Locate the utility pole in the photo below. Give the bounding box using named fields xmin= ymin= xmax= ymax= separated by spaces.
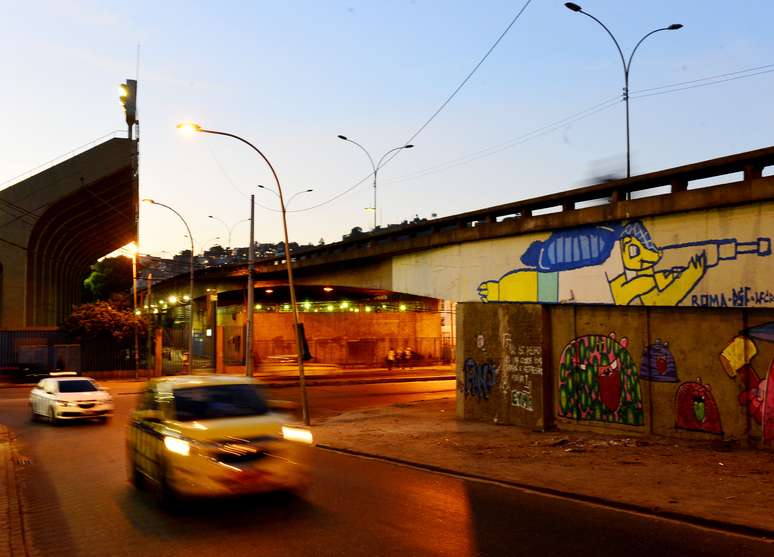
xmin=146 ymin=273 xmax=153 ymax=377
xmin=246 ymin=195 xmax=255 ymax=376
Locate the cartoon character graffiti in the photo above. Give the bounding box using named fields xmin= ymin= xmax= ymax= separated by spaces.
xmin=640 ymin=339 xmax=678 ymax=382
xmin=675 ymin=379 xmax=722 ymax=434
xmin=477 ymin=220 xmax=770 ymax=306
xmin=558 ymin=333 xmax=643 ymax=426
xmin=720 ymin=323 xmax=774 ymax=444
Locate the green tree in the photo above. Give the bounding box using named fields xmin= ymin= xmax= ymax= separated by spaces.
xmin=83 ymin=256 xmax=133 ymax=301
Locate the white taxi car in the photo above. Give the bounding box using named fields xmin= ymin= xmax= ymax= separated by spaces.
xmin=30 ymin=375 xmax=114 ymax=424
xmin=126 ymin=376 xmax=312 ymax=502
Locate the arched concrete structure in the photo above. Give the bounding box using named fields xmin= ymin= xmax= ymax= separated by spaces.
xmin=0 ymin=137 xmax=137 ymax=327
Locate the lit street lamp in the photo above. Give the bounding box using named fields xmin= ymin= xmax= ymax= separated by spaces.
xmin=564 ymin=2 xmax=682 ymax=178
xmin=142 ymin=198 xmax=195 ymax=373
xmin=177 ymin=122 xmax=311 ymax=425
xmin=337 ymin=135 xmax=414 ymax=229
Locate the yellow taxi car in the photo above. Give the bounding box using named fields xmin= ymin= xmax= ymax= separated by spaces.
xmin=126 ymin=376 xmax=312 ymax=502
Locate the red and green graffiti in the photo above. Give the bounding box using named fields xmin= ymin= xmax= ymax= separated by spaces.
xmin=558 ymin=333 xmax=643 ymax=426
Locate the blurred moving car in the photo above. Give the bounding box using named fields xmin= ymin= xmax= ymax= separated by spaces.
xmin=29 ymin=376 xmax=113 ymax=424
xmin=126 ymin=376 xmax=312 ymax=502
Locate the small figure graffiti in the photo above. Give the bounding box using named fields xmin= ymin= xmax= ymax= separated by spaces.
xmin=720 ymin=324 xmax=774 ymax=444
xmin=558 ymin=333 xmax=643 ymax=426
xmin=463 ymin=357 xmax=498 ymax=400
xmin=477 ymin=220 xmax=770 ymax=306
xmin=675 ymin=379 xmax=722 ymax=434
xmin=640 ymin=339 xmax=678 ymax=382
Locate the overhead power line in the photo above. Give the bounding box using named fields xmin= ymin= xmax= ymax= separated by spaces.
xmin=287 ymin=0 xmax=534 ymax=214
xmin=379 ymin=61 xmax=774 ymax=186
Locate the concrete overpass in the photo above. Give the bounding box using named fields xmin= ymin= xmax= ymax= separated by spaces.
xmin=155 ymin=144 xmax=774 ymax=310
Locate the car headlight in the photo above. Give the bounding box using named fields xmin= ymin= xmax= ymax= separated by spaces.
xmin=164 ymin=436 xmax=191 ymax=456
xmin=55 ymin=400 xmax=75 ymax=407
xmin=282 ymin=426 xmax=314 ymax=445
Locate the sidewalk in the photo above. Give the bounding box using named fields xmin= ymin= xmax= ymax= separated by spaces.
xmin=0 ymin=425 xmax=25 ymax=556
xmin=312 ymin=396 xmax=774 ymax=538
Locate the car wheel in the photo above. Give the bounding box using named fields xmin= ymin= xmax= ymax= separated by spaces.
xmin=156 ymin=461 xmax=179 ymax=510
xmin=98 ymin=416 xmax=110 ymax=424
xmin=48 ymin=406 xmax=58 ymax=426
xmin=127 ymin=450 xmax=144 ymax=490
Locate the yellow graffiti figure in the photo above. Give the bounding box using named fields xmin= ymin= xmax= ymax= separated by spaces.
xmin=477 ymin=270 xmax=538 ymax=303
xmin=608 ymin=230 xmax=706 ymax=306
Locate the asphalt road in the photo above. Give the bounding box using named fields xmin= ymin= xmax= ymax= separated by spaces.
xmin=0 ymin=382 xmax=769 ymax=557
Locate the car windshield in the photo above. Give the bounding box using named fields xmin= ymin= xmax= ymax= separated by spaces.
xmin=57 ymin=380 xmax=97 ymax=393
xmin=173 ymin=384 xmax=269 ymax=421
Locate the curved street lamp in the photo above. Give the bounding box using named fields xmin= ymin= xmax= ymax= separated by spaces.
xmin=337 ymin=135 xmax=414 ymax=229
xmin=177 ymin=122 xmax=311 ymax=425
xmin=258 ymin=185 xmax=313 ymax=208
xmin=208 ymin=215 xmax=250 ymax=254
xmin=564 ymin=2 xmax=682 ymax=178
xmin=142 ymin=198 xmax=195 ymax=373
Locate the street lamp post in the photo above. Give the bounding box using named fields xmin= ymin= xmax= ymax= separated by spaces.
xmin=177 ymin=123 xmax=311 ymax=424
xmin=142 ymin=198 xmax=195 ymax=374
xmin=336 ymin=135 xmax=414 ymax=229
xmin=208 ymin=215 xmax=250 ymax=255
xmin=564 ymin=2 xmax=682 ymax=178
xmin=127 ymin=242 xmax=140 ymax=379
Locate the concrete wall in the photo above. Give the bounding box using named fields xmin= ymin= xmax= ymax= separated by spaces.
xmin=396 ymin=201 xmax=774 ymax=308
xmin=458 ymin=302 xmax=774 ymax=446
xmin=456 ymin=303 xmax=548 ymax=429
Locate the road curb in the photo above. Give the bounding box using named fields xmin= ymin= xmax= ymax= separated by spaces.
xmin=317 ymin=444 xmax=774 ymax=540
xmin=0 ymin=425 xmax=28 ymax=556
xmin=263 ymin=375 xmax=455 ymax=389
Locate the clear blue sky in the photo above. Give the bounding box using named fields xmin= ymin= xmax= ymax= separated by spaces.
xmin=2 ymin=0 xmax=773 ymax=257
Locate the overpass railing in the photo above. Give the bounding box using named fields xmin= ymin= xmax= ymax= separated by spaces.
xmin=249 ymin=145 xmax=774 ymax=269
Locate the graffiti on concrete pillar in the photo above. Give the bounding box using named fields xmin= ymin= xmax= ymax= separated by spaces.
xmin=640 ymin=339 xmax=678 ymax=382
xmin=721 ymin=323 xmax=774 ymax=444
xmin=675 ymin=379 xmax=723 ymax=434
xmin=558 ymin=333 xmax=643 ymax=426
xmin=463 ymin=357 xmax=498 ymax=400
xmin=502 ymin=333 xmax=542 ymax=412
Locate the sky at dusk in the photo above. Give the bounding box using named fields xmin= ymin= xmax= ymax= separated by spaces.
xmin=1 ymin=0 xmax=773 ymax=257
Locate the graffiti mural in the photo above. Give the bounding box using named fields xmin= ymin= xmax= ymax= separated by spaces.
xmin=675 ymin=379 xmax=722 ymax=434
xmin=463 ymin=357 xmax=498 ymax=400
xmin=502 ymin=333 xmax=542 ymax=412
xmin=558 ymin=333 xmax=643 ymax=426
xmin=640 ymin=339 xmax=678 ymax=382
xmin=720 ymin=323 xmax=774 ymax=444
xmin=477 ymin=220 xmax=770 ymax=307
